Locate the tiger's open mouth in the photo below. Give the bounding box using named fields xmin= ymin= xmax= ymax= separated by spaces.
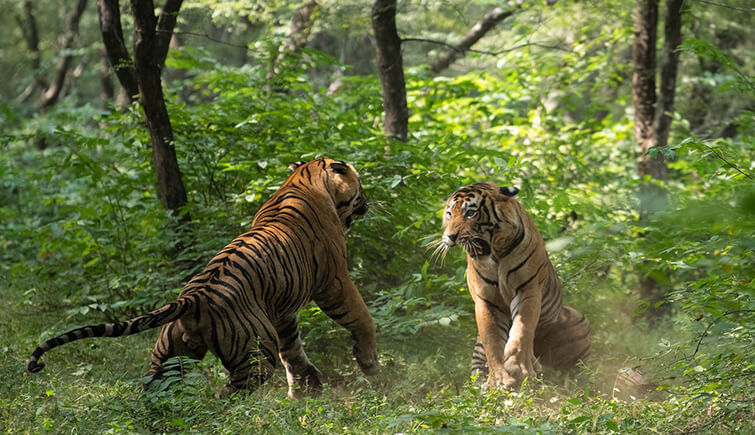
xmin=354 ymin=199 xmax=368 ymax=216
xmin=462 ymin=238 xmax=491 ymax=258
xmin=345 ymin=198 xmax=368 ymax=229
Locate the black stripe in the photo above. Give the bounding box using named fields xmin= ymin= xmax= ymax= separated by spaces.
xmin=499 ymin=214 xmax=526 ymax=258
xmin=514 ymin=262 xmax=546 ymax=294
xmin=474 ymin=266 xmax=498 ymax=286
xmin=507 ymin=248 xmax=537 ymax=279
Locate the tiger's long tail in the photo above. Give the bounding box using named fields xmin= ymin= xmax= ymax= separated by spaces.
xmin=28 ymin=295 xmax=196 ymax=373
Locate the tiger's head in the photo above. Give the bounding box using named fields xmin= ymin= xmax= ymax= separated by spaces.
xmin=442 ymin=182 xmax=520 ymax=259
xmin=288 ymin=158 xmax=369 ymax=229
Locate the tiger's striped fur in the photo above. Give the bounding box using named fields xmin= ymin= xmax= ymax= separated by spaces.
xmin=441 ymin=182 xmax=590 ymax=389
xmin=28 ymin=158 xmax=378 ymax=398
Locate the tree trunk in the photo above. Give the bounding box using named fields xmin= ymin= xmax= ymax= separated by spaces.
xmin=632 ymin=0 xmax=658 ymax=170
xmin=272 ymin=0 xmax=320 ymax=75
xmin=39 ymin=0 xmax=88 ymax=111
xmin=100 ymin=52 xmax=115 ymax=103
xmin=430 ymin=7 xmax=517 ymax=75
xmin=15 ymin=1 xmax=47 ymax=103
xmin=372 ymin=0 xmax=408 ymax=142
xmin=98 ymin=0 xmax=140 ymax=101
xmin=16 ymin=0 xmax=88 ymax=113
xmin=632 ymin=0 xmax=683 ymax=323
xmin=130 ymin=0 xmax=188 ymax=218
xmin=653 ymin=0 xmax=683 ymax=151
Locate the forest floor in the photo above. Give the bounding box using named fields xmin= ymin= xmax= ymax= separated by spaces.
xmin=2 ymin=276 xmax=745 ymax=434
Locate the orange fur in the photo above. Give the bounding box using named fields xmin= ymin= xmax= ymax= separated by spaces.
xmin=28 ymin=158 xmax=378 ymax=398
xmin=442 ymin=183 xmax=590 ymax=389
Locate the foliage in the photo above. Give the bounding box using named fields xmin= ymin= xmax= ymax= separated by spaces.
xmin=1 ymin=0 xmax=754 ymax=432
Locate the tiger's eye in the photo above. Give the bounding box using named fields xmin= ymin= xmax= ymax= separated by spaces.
xmin=464 ymin=209 xmax=477 ymax=218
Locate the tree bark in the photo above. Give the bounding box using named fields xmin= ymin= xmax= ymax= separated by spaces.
xmin=16 ymin=0 xmax=88 ymax=112
xmin=372 ymin=0 xmax=409 ymax=142
xmin=272 ymin=0 xmax=320 ymax=75
xmin=430 ymin=7 xmax=517 ymax=75
xmin=98 ymin=0 xmax=140 ymax=101
xmin=131 ymin=0 xmax=188 ymax=217
xmin=100 ymin=52 xmax=115 ymax=103
xmin=632 ymin=0 xmax=658 ymax=168
xmin=39 ymin=0 xmax=88 ymax=111
xmin=154 ymin=0 xmax=183 ymax=66
xmin=632 ymin=0 xmax=683 ymax=323
xmin=653 ymin=0 xmax=683 ymax=151
xmin=15 ymin=1 xmax=47 ymax=102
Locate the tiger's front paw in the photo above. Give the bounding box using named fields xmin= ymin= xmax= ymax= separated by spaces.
xmin=500 ymin=353 xmax=541 ymax=389
xmin=354 ymin=344 xmax=379 ymax=376
xmin=288 ymin=364 xmax=324 ymax=399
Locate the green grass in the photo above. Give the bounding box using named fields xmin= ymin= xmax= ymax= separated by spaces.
xmin=3 ymin=277 xmax=752 ymax=434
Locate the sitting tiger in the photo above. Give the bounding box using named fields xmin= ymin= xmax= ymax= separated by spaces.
xmin=440 ymin=182 xmax=590 ymax=389
xmin=28 ymin=158 xmax=379 ymax=398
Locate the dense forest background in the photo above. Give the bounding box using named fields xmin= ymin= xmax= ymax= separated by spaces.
xmin=1 ymin=0 xmax=753 ymax=432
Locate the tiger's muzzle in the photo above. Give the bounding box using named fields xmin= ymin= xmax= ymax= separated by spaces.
xmin=460 ymin=237 xmax=491 ymax=258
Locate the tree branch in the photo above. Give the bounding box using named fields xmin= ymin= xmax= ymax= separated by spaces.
xmin=15 ymin=1 xmax=48 ymax=102
xmin=154 ymin=0 xmax=183 ymax=67
xmin=429 ymin=7 xmax=518 ymax=74
xmin=98 ymin=0 xmax=140 ymax=101
xmin=40 ymin=0 xmax=88 ymax=110
xmin=693 ymin=310 xmax=755 ymax=358
xmin=652 ymin=0 xmax=683 ymax=150
xmin=402 ymin=37 xmax=570 ymax=56
xmin=272 ymin=0 xmax=320 ymax=75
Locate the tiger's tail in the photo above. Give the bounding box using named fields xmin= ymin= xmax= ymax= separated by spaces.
xmin=27 ymin=295 xmax=196 ymax=373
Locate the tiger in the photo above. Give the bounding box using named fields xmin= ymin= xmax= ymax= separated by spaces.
xmin=28 ymin=158 xmax=379 ymax=398
xmin=439 ymin=182 xmax=590 ymax=389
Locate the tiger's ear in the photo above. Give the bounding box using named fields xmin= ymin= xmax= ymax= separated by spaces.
xmin=500 ymin=186 xmax=519 ymax=197
xmin=288 ymin=161 xmax=305 ymax=171
xmin=330 ymin=161 xmax=350 ymax=174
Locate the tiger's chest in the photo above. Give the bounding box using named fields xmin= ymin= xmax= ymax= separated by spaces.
xmin=468 ymin=256 xmax=514 ymax=307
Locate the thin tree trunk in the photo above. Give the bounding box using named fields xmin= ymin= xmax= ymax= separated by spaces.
xmin=131 ymin=0 xmax=188 ymax=217
xmin=98 ymin=0 xmax=140 ymax=101
xmin=273 ymin=0 xmax=320 ymax=75
xmin=633 ymin=0 xmax=683 ymax=323
xmin=100 ymin=52 xmax=115 ymax=103
xmin=372 ymin=0 xmax=408 ymax=142
xmin=430 ymin=7 xmax=517 ymax=75
xmin=15 ymin=1 xmax=47 ymax=103
xmin=39 ymin=0 xmax=88 ymax=111
xmin=633 ymin=0 xmax=658 ymax=168
xmin=653 ymin=0 xmax=683 ymax=151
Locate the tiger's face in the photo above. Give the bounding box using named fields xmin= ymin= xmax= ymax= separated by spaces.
xmin=442 ymin=183 xmax=520 ymax=258
xmin=289 ymin=158 xmax=368 ymax=229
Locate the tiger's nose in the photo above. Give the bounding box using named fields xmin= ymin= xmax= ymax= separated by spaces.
xmin=442 ymin=233 xmax=458 ymax=246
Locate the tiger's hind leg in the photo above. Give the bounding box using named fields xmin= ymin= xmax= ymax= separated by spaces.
xmin=534 ymin=305 xmax=591 ymax=370
xmin=215 ymin=314 xmax=280 ymax=398
xmin=276 ymin=314 xmax=323 ymax=398
xmin=144 ymin=320 xmax=208 ymax=386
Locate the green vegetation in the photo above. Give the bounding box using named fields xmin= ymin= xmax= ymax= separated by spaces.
xmin=1 ymin=0 xmax=753 ymax=433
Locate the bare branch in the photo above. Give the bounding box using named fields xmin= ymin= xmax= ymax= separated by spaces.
xmin=272 ymin=0 xmax=320 ymax=75
xmin=15 ymin=1 xmax=48 ymax=102
xmin=154 ymin=0 xmax=184 ymax=67
xmin=430 ymin=7 xmax=518 ymax=74
xmin=39 ymin=0 xmax=88 ymax=110
xmin=402 ymin=37 xmax=570 ymax=56
xmin=98 ymin=0 xmax=140 ymax=101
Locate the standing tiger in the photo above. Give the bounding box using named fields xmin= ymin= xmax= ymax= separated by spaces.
xmin=440 ymin=182 xmax=590 ymax=389
xmin=28 ymin=158 xmax=379 ymax=398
